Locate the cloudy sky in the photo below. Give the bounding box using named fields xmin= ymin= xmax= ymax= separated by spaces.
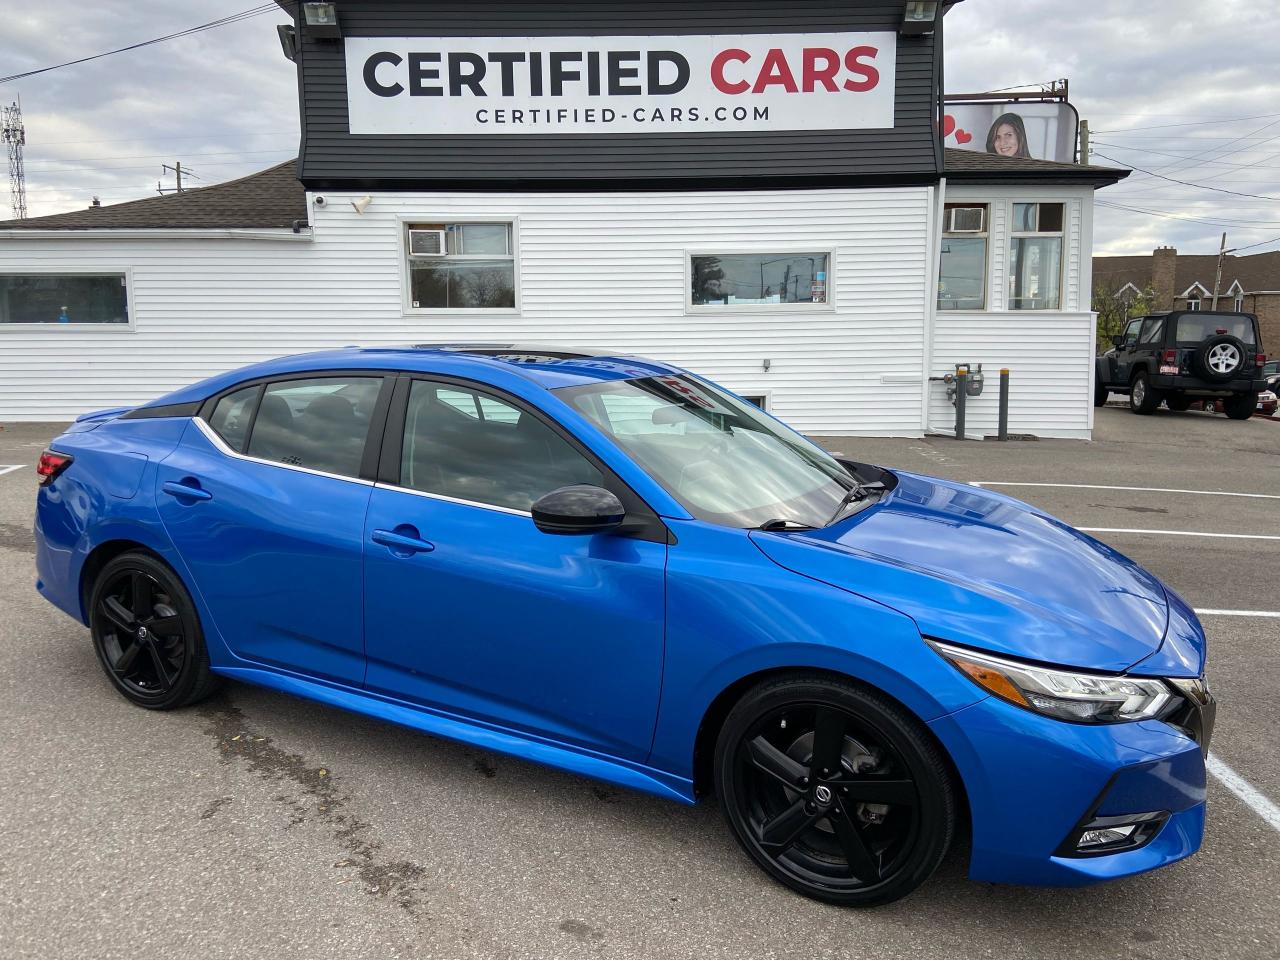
xmin=2 ymin=0 xmax=1278 ymax=257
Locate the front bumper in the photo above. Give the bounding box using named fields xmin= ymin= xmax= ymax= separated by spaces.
xmin=930 ymin=694 xmax=1208 ymax=887
xmin=1149 ymin=373 xmax=1267 ymax=393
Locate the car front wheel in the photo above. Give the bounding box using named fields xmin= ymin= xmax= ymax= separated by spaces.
xmin=1129 ymin=372 xmax=1161 ymax=415
xmin=1093 ymin=377 xmax=1108 ymax=407
xmin=88 ymin=551 xmax=221 ymax=709
xmin=714 ymin=676 xmax=955 ymax=907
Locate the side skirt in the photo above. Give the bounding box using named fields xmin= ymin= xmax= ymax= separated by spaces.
xmin=214 ymin=664 xmax=696 ymax=804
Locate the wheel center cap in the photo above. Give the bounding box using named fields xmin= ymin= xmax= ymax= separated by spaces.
xmin=136 ymin=626 xmax=148 ymax=640
xmin=814 ymin=784 xmax=833 ymax=805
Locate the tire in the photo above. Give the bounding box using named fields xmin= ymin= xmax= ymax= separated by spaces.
xmin=1093 ymin=377 xmax=1108 ymax=408
xmin=1191 ymin=335 xmax=1247 ymax=382
xmin=714 ymin=675 xmax=955 ymax=907
xmin=88 ymin=551 xmax=221 ymax=709
xmin=1165 ymin=394 xmax=1191 ymax=412
xmin=1129 ymin=371 xmax=1161 ymax=415
xmin=1224 ymin=393 xmax=1258 ymax=421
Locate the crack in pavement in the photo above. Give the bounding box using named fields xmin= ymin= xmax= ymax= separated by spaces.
xmin=199 ymin=698 xmax=427 ymax=913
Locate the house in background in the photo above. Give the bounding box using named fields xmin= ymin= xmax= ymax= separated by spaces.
xmin=1093 ymin=246 xmax=1280 ymax=350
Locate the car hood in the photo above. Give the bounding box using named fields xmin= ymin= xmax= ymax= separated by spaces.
xmin=751 ymin=471 xmax=1177 ymax=674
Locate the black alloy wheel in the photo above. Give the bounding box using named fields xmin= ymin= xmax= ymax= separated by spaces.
xmin=715 ymin=677 xmax=955 ymax=907
xmin=89 ymin=552 xmax=220 ymax=709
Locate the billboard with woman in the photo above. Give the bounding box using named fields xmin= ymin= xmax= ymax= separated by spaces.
xmin=942 ymin=101 xmax=1079 ymax=163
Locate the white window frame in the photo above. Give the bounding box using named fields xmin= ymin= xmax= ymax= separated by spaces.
xmin=939 ymin=203 xmax=990 ymax=312
xmin=397 ymin=216 xmax=521 ymax=316
xmin=1007 ymin=201 xmax=1066 ymax=312
xmin=1186 ymin=297 xmax=1201 ymax=311
xmin=0 ymin=265 xmax=135 ymax=332
xmin=685 ymin=247 xmax=837 ymax=314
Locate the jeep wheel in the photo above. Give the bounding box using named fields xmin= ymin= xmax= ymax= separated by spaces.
xmin=1129 ymin=372 xmax=1161 ymax=415
xmin=1224 ymin=393 xmax=1257 ymax=421
xmin=1165 ymin=395 xmax=1191 ymax=412
xmin=1093 ymin=378 xmax=1108 ymax=407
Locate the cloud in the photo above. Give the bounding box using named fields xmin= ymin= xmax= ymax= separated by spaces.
xmin=946 ymin=0 xmax=1280 ymax=256
xmin=0 ymin=2 xmax=298 ymax=218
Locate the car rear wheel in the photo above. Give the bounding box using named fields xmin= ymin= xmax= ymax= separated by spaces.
xmin=88 ymin=552 xmax=221 ymax=709
xmin=1165 ymin=395 xmax=1191 ymax=412
xmin=1224 ymin=393 xmax=1258 ymax=421
xmin=1129 ymin=372 xmax=1161 ymax=415
xmin=714 ymin=676 xmax=954 ymax=907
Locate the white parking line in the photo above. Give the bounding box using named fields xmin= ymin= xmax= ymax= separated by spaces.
xmin=0 ymin=465 xmax=25 ymax=477
xmin=971 ymin=482 xmax=1280 ymax=501
xmin=1208 ymin=757 xmax=1280 ymax=834
xmin=1077 ymin=527 xmax=1280 ymax=542
xmin=1196 ymin=609 xmax=1280 ymax=619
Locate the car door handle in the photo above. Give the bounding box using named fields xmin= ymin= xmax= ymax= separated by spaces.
xmin=161 ymin=479 xmax=212 ymax=501
xmin=371 ymin=527 xmax=435 ymax=554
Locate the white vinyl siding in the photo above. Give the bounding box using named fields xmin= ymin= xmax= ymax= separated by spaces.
xmin=0 ymin=187 xmax=933 ymax=435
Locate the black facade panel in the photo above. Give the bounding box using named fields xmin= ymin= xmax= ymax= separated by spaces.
xmin=294 ymin=0 xmax=943 ymax=190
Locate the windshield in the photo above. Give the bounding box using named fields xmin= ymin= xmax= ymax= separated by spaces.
xmin=557 ymin=375 xmax=854 ymax=528
xmin=1175 ymin=313 xmax=1256 ymax=344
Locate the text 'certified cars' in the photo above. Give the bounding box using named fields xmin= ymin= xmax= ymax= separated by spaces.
xmin=34 ymin=346 xmax=1214 ymax=906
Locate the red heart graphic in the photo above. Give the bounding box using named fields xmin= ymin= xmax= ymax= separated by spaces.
xmin=955 ymin=128 xmax=973 ymax=145
xmin=942 ymin=114 xmax=956 ymax=137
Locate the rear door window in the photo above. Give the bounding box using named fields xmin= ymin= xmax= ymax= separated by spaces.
xmin=246 ymin=376 xmax=383 ymax=478
xmin=1138 ymin=318 xmax=1163 ymax=345
xmin=208 ymin=385 xmax=261 ymax=451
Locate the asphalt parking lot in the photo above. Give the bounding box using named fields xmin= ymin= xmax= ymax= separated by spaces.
xmin=0 ymin=405 xmax=1277 ymax=960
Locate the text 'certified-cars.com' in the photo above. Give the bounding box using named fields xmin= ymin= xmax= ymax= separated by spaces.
xmin=33 ymin=345 xmax=1215 ymax=906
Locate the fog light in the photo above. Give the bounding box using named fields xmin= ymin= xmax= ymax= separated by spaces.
xmin=1078 ymin=824 xmax=1137 ymax=849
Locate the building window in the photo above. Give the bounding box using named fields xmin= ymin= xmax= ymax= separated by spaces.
xmin=1186 ymin=297 xmax=1201 ymax=311
xmin=0 ymin=273 xmax=129 ymax=324
xmin=405 ymin=222 xmax=515 ymax=310
xmin=938 ymin=204 xmax=987 ymax=311
xmin=690 ymin=253 xmax=829 ymax=307
xmin=1008 ymin=202 xmax=1064 ymax=310
xmin=1233 ymin=293 xmax=1244 ymax=312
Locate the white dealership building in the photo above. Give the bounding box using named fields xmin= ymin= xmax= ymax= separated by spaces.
xmin=0 ymin=0 xmax=1124 ymax=437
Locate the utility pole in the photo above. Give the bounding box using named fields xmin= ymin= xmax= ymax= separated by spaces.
xmin=156 ymin=161 xmax=200 ymax=195
xmin=1078 ymin=119 xmax=1090 ymax=165
xmin=2 ymin=98 xmax=27 ymax=220
xmin=1211 ymin=232 xmax=1237 ymax=310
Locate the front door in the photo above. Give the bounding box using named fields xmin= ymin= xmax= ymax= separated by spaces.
xmin=1112 ymin=317 xmax=1145 ymax=385
xmin=362 ymin=377 xmax=667 ymax=762
xmin=156 ymin=374 xmax=389 ymax=685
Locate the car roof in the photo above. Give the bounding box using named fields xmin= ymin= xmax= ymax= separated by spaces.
xmin=135 ymin=344 xmax=684 ymax=409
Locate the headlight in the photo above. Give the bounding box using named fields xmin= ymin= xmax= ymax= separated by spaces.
xmin=929 ymin=639 xmax=1175 ymax=724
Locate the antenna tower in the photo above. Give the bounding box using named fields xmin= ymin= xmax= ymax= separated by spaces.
xmin=2 ymin=99 xmax=27 ymax=220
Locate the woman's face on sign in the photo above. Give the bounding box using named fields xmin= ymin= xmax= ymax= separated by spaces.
xmin=993 ymin=123 xmax=1021 ymax=156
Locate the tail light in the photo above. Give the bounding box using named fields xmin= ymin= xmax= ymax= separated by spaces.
xmin=1257 ymin=354 xmax=1267 ymax=367
xmin=1161 ymin=349 xmax=1178 ymax=365
xmin=36 ymin=450 xmax=73 ymax=486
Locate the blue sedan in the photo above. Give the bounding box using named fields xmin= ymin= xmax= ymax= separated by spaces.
xmin=33 ymin=345 xmax=1214 ymax=906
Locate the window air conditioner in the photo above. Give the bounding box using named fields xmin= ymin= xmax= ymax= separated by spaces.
xmin=945 ymin=207 xmax=985 ymax=233
xmin=408 ymin=229 xmax=448 ymax=256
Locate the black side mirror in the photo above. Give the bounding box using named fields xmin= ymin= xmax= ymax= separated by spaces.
xmin=531 ymin=484 xmax=625 ymax=535
xmin=1111 ymin=334 xmax=1125 ymax=347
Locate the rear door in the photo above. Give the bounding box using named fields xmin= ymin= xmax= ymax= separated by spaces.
xmin=361 ymin=376 xmax=668 ymax=762
xmin=156 ymin=372 xmax=392 ymax=685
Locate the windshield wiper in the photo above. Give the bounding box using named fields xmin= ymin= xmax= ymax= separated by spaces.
xmin=822 ymin=481 xmax=886 ymax=527
xmin=756 ymin=518 xmax=817 ymax=532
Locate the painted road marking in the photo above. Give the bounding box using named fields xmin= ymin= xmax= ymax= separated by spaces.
xmin=1077 ymin=527 xmax=1280 ymax=542
xmin=1196 ymin=609 xmax=1280 ymax=619
xmin=1208 ymin=757 xmax=1280 ymax=835
xmin=0 ymin=465 xmax=25 ymax=477
xmin=971 ymin=482 xmax=1280 ymax=501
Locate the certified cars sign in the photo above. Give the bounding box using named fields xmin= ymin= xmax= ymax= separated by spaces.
xmin=345 ymin=33 xmax=896 ymax=135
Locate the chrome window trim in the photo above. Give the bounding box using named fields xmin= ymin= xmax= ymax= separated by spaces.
xmin=373 ymin=481 xmax=533 ymax=518
xmin=192 ymin=416 xmax=374 ymax=487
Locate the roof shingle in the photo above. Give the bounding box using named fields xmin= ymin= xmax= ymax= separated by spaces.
xmin=0 ymin=159 xmax=306 ymax=231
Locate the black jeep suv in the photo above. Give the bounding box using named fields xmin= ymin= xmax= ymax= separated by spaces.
xmin=1095 ymin=310 xmax=1268 ymax=419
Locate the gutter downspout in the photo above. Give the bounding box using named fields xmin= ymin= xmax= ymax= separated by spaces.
xmin=921 ymin=176 xmax=946 ymax=437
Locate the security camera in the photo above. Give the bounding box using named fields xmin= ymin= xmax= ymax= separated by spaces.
xmin=312 ymin=195 xmax=326 ymax=207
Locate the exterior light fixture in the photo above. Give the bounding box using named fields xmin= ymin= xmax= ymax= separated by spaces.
xmin=351 ymin=195 xmax=372 ymax=215
xmin=901 ymin=1 xmax=939 ymax=36
xmin=277 ymin=24 xmax=298 ymax=62
xmin=302 ymin=2 xmax=342 ymax=39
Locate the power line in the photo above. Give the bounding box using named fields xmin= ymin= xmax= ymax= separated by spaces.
xmin=1094 ymin=112 xmax=1280 ymax=135
xmin=1096 ymin=199 xmax=1280 ymax=229
xmin=1093 ymin=153 xmax=1280 ymax=202
xmin=25 ymin=149 xmax=295 ymax=167
xmin=0 ymin=4 xmax=284 ymax=86
xmin=1231 ymin=234 xmax=1280 ymax=253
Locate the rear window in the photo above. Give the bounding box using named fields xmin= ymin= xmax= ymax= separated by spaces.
xmin=1176 ymin=314 xmax=1256 ymax=344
